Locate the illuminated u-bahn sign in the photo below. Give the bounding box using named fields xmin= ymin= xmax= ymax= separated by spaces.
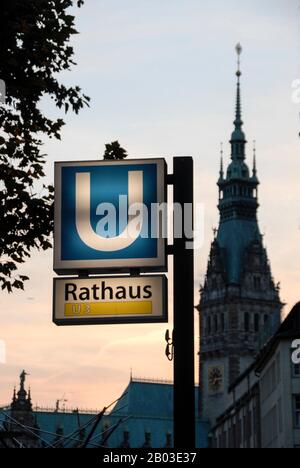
xmin=54 ymin=159 xmax=167 ymax=274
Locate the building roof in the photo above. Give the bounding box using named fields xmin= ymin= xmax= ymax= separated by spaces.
xmin=1 ymin=378 xmax=210 ymax=448
xmin=217 ymin=219 xmax=260 ymax=284
xmin=255 ymin=302 xmax=300 ymax=373
xmin=112 ymin=378 xmax=175 ymax=419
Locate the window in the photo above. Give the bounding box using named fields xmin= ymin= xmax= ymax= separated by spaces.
xmin=254 ymin=276 xmax=261 ymax=290
xmin=228 ymin=425 xmax=234 ymax=449
xmin=236 ymin=419 xmax=242 ymax=448
xmin=221 ymin=430 xmax=227 ymax=448
xmin=253 ymin=406 xmax=258 ymax=448
xmin=165 ymin=432 xmax=172 ymax=449
xmin=207 ymin=317 xmax=211 ymax=336
xmin=294 ymin=364 xmax=300 ymax=377
xmin=295 ymin=396 xmax=300 ymax=428
xmin=232 ymin=423 xmax=237 ymax=449
xmin=243 ymin=412 xmax=247 ymax=445
xmin=221 ymin=313 xmax=225 ymax=332
xmin=245 ymin=312 xmax=250 ymax=332
xmin=254 ymin=314 xmax=260 ymax=332
xmin=214 ymin=315 xmax=218 ymax=333
xmin=264 ymin=314 xmax=269 ymax=325
xmin=247 ymin=410 xmax=252 ymax=442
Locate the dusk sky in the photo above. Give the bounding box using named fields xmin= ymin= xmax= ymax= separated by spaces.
xmin=1 ymin=0 xmax=300 ymax=410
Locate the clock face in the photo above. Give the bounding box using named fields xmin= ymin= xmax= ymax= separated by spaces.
xmin=208 ymin=365 xmax=224 ymax=394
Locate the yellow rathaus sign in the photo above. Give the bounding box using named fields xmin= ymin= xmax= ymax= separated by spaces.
xmin=53 ymin=276 xmax=167 ymax=325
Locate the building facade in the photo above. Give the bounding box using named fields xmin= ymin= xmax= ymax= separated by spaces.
xmin=213 ymin=303 xmax=300 ymax=448
xmin=197 ymin=46 xmax=283 ymax=425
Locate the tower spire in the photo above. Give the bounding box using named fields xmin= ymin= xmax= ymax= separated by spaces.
xmin=253 ymin=140 xmax=257 ymax=176
xmin=230 ymin=43 xmax=246 ymax=161
xmin=218 ymin=43 xmax=259 ymax=226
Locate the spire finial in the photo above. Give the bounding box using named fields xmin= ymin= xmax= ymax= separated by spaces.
xmin=234 ymin=43 xmax=243 ymax=128
xmin=253 ymin=140 xmax=257 ymax=175
xmin=230 ymin=43 xmax=246 ymax=161
xmin=236 ymin=43 xmax=242 ymax=77
xmin=219 ymin=142 xmax=224 ymax=179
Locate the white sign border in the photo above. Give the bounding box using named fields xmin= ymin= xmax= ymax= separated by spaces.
xmin=54 ymin=158 xmax=167 ymax=275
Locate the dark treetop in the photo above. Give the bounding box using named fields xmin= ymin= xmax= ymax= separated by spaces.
xmin=0 ymin=0 xmax=90 ymax=292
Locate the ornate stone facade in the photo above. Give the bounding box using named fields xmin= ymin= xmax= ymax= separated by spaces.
xmin=197 ymin=46 xmax=283 ymax=425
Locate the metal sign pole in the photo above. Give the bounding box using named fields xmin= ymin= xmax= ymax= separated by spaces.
xmin=173 ymin=157 xmax=195 ymax=448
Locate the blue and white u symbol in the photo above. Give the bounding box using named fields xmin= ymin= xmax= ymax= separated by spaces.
xmin=75 ymin=171 xmax=144 ymax=252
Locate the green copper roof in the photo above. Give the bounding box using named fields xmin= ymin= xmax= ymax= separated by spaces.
xmin=217 ymin=219 xmax=260 ymax=284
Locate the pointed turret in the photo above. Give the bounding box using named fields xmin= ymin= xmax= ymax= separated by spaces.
xmin=11 ymin=370 xmax=32 ymax=412
xmin=230 ymin=43 xmax=247 ymax=161
xmin=216 ymin=45 xmax=262 ymax=282
xmin=253 ymin=140 xmax=257 ymax=175
xmin=218 ymin=143 xmax=224 ymax=183
xmin=6 ymin=372 xmax=41 ymax=447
